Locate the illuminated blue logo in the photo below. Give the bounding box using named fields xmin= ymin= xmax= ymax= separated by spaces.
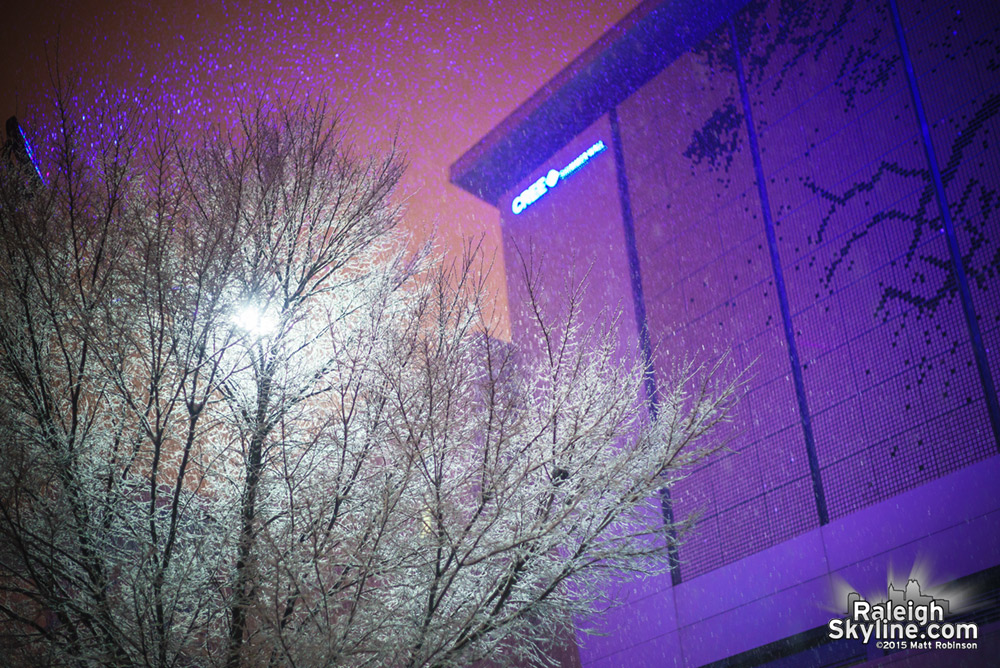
xmin=511 ymin=139 xmax=606 ymax=215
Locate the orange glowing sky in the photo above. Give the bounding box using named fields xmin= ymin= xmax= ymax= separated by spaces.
xmin=1 ymin=0 xmax=644 ymax=337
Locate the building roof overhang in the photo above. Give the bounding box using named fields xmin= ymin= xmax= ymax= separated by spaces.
xmin=449 ymin=0 xmax=752 ymax=208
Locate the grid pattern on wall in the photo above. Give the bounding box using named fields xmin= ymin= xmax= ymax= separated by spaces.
xmin=617 ymin=0 xmax=999 ymax=579
xmin=902 ymin=0 xmax=1000 ymax=451
xmin=619 ymin=22 xmax=821 ymax=581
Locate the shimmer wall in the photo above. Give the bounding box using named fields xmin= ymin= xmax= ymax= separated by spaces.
xmin=616 ymin=0 xmax=1000 ymax=581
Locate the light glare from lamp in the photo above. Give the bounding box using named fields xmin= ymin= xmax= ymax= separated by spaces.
xmin=233 ymin=305 xmax=278 ymax=337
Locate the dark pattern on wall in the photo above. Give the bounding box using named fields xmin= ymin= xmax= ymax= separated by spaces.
xmin=803 ymin=93 xmax=1000 ymax=322
xmin=737 ymin=0 xmax=900 ymax=109
xmin=683 ymin=103 xmax=744 ymax=173
xmin=748 ymin=0 xmax=997 ymax=519
xmin=907 ymin=0 xmax=1000 ymax=458
xmin=684 ymin=33 xmax=742 ymax=176
xmin=621 ymin=0 xmax=999 ymax=578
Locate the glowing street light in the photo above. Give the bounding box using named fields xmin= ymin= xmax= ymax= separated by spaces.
xmin=232 ymin=304 xmax=278 ymax=338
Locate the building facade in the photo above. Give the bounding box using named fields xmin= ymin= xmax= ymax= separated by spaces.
xmin=451 ymin=0 xmax=1000 ymax=665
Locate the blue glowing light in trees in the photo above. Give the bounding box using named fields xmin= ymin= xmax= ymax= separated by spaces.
xmin=511 ymin=139 xmax=606 ymax=214
xmin=18 ymin=125 xmax=45 ymax=186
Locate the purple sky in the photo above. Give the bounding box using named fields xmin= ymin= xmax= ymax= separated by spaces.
xmin=1 ymin=0 xmax=643 ymax=336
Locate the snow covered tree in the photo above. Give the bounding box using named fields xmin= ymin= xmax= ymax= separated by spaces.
xmin=0 ymin=83 xmax=735 ymax=668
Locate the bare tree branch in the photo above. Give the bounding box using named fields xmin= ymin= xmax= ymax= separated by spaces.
xmin=0 ymin=82 xmax=737 ymax=668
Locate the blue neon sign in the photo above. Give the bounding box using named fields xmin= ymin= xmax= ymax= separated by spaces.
xmin=511 ymin=139 xmax=606 ymax=214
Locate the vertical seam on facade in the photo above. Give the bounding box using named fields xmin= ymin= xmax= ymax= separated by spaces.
xmin=609 ymin=107 xmax=683 ymax=586
xmin=888 ymin=0 xmax=1000 ymax=450
xmin=728 ymin=18 xmax=830 ymax=526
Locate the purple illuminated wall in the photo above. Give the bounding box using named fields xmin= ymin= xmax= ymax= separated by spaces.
xmin=613 ymin=0 xmax=1000 ymax=580
xmin=618 ymin=23 xmax=819 ymax=580
xmin=484 ymin=0 xmax=1000 ymax=664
